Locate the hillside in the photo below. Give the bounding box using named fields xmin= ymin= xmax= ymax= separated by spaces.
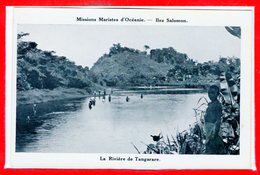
xmin=17 ymin=40 xmax=95 ymax=92
xmin=16 ymin=33 xmax=99 ymax=104
xmin=90 ymin=44 xmax=240 ymax=88
xmin=90 ymin=51 xmax=172 ymax=87
xmin=17 ymin=32 xmax=240 ymax=96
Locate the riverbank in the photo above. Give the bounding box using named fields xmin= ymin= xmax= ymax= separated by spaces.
xmin=115 ymin=81 xmax=213 ymax=90
xmin=154 ymin=80 xmax=214 ymax=89
xmin=17 ymin=85 xmax=207 ymax=106
xmin=17 ymin=87 xmax=92 ymax=105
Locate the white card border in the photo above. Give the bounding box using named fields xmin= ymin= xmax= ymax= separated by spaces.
xmin=5 ymin=6 xmax=255 ymax=170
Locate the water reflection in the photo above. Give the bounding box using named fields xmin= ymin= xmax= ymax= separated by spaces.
xmin=16 ymin=88 xmax=206 ymax=153
xmin=16 ymin=98 xmax=85 ymax=151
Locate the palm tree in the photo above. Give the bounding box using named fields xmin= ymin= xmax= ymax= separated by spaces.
xmin=225 ymin=26 xmax=241 ymax=39
xmin=144 ymin=45 xmax=150 ymax=51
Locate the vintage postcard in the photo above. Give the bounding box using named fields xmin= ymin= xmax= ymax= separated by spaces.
xmin=5 ymin=6 xmax=254 ymax=169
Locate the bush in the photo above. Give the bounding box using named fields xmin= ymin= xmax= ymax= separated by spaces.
xmin=27 ymin=69 xmax=43 ymax=89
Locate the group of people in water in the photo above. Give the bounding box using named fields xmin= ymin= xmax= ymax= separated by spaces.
xmin=88 ymin=89 xmax=144 ymax=110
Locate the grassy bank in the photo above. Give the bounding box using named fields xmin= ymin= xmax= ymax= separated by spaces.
xmin=17 ymin=87 xmax=91 ymax=105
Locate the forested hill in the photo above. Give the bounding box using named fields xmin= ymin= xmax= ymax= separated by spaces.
xmin=90 ymin=43 xmax=240 ymax=87
xmin=89 ymin=44 xmax=187 ymax=87
xmin=149 ymin=47 xmax=189 ymax=65
xmin=17 ymin=32 xmax=240 ymax=91
xmin=90 ymin=50 xmax=172 ymax=87
xmin=17 ymin=33 xmax=96 ymax=92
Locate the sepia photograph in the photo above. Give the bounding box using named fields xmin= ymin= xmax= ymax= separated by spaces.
xmin=5 ymin=7 xmax=254 ymax=169
xmin=16 ymin=25 xmax=241 ymax=154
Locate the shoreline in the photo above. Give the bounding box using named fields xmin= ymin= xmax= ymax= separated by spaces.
xmin=17 ymin=87 xmax=92 ymax=106
xmin=17 ymin=86 xmax=206 ymax=106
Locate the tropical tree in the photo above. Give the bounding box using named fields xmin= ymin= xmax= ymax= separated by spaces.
xmin=144 ymin=45 xmax=150 ymax=50
xmin=225 ymin=26 xmax=241 ymax=39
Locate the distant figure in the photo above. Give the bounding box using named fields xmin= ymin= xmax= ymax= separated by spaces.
xmin=26 ymin=116 xmax=31 ymax=123
xmin=33 ymin=104 xmax=37 ymax=116
xmin=103 ymin=89 xmax=106 ymax=96
xmin=98 ymin=90 xmax=101 ymax=96
xmin=108 ymin=94 xmax=111 ymax=102
xmin=204 ymin=85 xmax=225 ymax=154
xmin=102 ymin=95 xmax=105 ymax=102
xmin=93 ymin=91 xmax=97 ymax=98
xmin=141 ymin=94 xmax=143 ymax=99
xmin=126 ymin=96 xmax=130 ymax=102
xmin=150 ymin=133 xmax=163 ymax=142
xmin=88 ymin=101 xmax=92 ymax=110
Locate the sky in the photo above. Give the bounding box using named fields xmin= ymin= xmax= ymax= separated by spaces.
xmin=18 ymin=25 xmax=241 ymax=68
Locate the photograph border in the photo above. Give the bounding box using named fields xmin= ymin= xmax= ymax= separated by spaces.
xmin=5 ymin=6 xmax=254 ymax=170
xmin=0 ymin=0 xmax=258 ymax=175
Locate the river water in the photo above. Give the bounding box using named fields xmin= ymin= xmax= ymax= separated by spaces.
xmin=16 ymin=88 xmax=207 ymax=153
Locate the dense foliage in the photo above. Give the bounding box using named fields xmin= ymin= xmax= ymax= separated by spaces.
xmin=17 ymin=34 xmax=95 ymax=92
xmin=90 ymin=50 xmax=171 ymax=87
xmin=91 ymin=43 xmax=240 ymax=87
xmin=17 ymin=34 xmax=240 ymax=90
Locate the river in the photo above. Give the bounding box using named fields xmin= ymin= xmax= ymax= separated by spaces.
xmin=16 ymin=88 xmax=207 ymax=153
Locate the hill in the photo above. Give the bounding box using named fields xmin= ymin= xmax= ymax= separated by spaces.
xmin=16 ymin=33 xmax=99 ymax=104
xmin=17 ymin=38 xmax=95 ymax=91
xmin=90 ymin=46 xmax=172 ymax=87
xmin=90 ymin=43 xmax=240 ymax=88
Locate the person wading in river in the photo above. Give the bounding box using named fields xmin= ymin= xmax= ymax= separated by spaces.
xmin=108 ymin=94 xmax=111 ymax=102
xmin=204 ymin=85 xmax=225 ymax=154
xmin=88 ymin=101 xmax=92 ymax=110
xmin=102 ymin=95 xmax=105 ymax=102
